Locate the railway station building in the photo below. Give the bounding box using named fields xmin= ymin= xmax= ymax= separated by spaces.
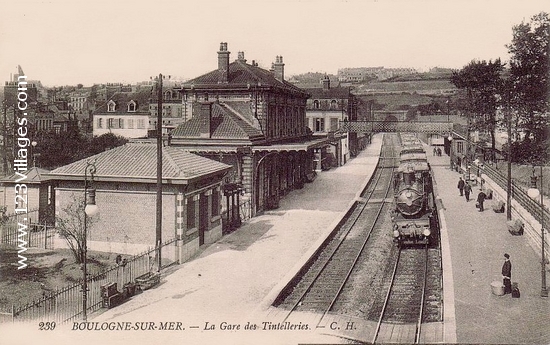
xmin=171 ymin=43 xmax=332 ymax=223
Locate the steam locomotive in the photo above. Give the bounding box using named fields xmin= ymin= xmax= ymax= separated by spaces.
xmin=392 ymin=134 xmax=436 ymax=247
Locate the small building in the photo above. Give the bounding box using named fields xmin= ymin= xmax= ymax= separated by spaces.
xmin=0 ymin=167 xmax=54 ymax=224
xmin=46 ymin=143 xmax=231 ymax=262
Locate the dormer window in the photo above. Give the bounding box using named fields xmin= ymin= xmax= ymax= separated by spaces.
xmin=107 ymin=100 xmax=116 ymax=112
xmin=313 ymin=100 xmax=320 ymax=109
xmin=127 ymin=100 xmax=137 ymax=112
xmin=164 ymin=91 xmax=172 ymax=100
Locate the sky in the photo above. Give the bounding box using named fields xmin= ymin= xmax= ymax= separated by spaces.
xmin=0 ymin=0 xmax=548 ymax=87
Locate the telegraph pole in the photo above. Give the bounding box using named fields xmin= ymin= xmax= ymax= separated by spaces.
xmin=506 ymin=105 xmax=512 ymax=220
xmin=156 ymin=74 xmax=163 ymax=272
xmin=2 ymin=102 xmax=7 ymax=175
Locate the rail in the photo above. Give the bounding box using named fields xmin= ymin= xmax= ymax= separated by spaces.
xmin=279 ymin=133 xmax=398 ymax=324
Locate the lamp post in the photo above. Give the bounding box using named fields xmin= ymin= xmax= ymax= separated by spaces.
xmin=448 ymin=134 xmax=453 ymax=170
xmin=527 ymin=166 xmax=548 ymax=297
xmin=82 ymin=160 xmax=99 ymax=321
xmin=31 ymin=141 xmax=37 ymax=167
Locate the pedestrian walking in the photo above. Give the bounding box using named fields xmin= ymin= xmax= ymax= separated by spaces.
xmin=437 ymin=147 xmax=442 ymax=156
xmin=477 ymin=190 xmax=487 ymax=212
xmin=433 ymin=147 xmax=437 ymax=156
xmin=464 ymin=182 xmax=472 ymax=202
xmin=457 ymin=177 xmax=465 ymax=196
xmin=502 ymin=253 xmax=512 ymax=294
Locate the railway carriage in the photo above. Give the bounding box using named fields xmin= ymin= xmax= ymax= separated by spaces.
xmin=392 ymin=136 xmax=435 ymax=247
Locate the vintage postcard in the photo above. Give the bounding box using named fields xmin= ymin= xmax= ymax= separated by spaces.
xmin=1 ymin=1 xmax=549 ymax=344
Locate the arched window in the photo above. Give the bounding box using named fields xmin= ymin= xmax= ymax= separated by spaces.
xmin=107 ymin=100 xmax=116 ymax=112
xmin=330 ymin=100 xmax=338 ymax=109
xmin=313 ymin=100 xmax=320 ymax=109
xmin=127 ymin=100 xmax=137 ymax=112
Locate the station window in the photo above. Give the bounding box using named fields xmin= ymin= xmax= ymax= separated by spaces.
xmin=314 ymin=118 xmax=324 ymax=132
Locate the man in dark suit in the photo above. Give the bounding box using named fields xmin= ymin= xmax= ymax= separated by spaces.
xmin=477 ymin=190 xmax=487 ymax=212
xmin=457 ymin=177 xmax=465 ymax=196
xmin=464 ymin=182 xmax=472 ymax=202
xmin=502 ymin=253 xmax=512 ymax=294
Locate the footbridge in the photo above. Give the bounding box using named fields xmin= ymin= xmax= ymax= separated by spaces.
xmin=340 ymin=121 xmax=453 ymax=134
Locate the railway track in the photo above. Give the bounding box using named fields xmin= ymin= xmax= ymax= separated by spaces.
xmin=274 ymin=134 xmax=400 ymax=325
xmin=370 ymin=243 xmax=442 ymax=344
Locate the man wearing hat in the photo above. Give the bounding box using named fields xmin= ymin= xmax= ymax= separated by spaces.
xmin=502 ymin=253 xmax=512 ymax=294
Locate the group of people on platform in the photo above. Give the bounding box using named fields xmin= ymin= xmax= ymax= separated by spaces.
xmin=457 ymin=176 xmax=487 ymax=211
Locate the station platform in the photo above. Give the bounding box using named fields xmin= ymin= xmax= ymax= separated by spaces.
xmin=5 ymin=134 xmax=383 ymax=345
xmin=427 ymin=150 xmax=550 ymax=344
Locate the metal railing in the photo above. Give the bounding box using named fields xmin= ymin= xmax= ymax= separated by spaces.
xmin=0 ymin=237 xmax=177 ymax=324
xmin=0 ymin=210 xmax=54 ymax=249
xmin=472 ymin=163 xmax=550 ymax=226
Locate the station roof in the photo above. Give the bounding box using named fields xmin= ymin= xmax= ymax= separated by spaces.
xmin=46 ymin=143 xmax=232 ymax=184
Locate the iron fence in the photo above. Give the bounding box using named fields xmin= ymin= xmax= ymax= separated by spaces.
xmin=1 ymin=237 xmax=177 ymax=324
xmin=0 ymin=210 xmax=54 ymax=249
xmin=473 ymin=163 xmax=550 ymax=226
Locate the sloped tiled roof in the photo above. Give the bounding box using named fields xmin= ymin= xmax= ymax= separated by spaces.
xmin=47 ymin=143 xmax=231 ymax=183
xmin=183 ymin=60 xmax=309 ymax=96
xmin=93 ymin=87 xmax=152 ymax=115
xmin=171 ymin=102 xmax=263 ymax=141
xmin=1 ymin=167 xmax=51 ymax=184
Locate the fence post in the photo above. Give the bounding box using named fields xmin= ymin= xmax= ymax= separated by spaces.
xmin=44 ymin=222 xmax=47 ymax=249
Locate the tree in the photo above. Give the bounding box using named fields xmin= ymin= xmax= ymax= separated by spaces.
xmin=37 ymin=131 xmax=127 ymax=170
xmin=450 ymin=59 xmax=504 ymax=154
xmin=89 ymin=133 xmax=128 ymax=155
xmin=506 ymin=11 xmax=550 ymax=163
xmin=56 ymin=194 xmax=97 ymax=264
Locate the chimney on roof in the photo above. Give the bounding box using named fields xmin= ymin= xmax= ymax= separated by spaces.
xmin=218 ymin=42 xmax=230 ymax=83
xmin=237 ymin=51 xmax=246 ymax=62
xmin=273 ymin=55 xmax=284 ymax=81
xmin=322 ymin=74 xmax=330 ymax=90
xmin=195 ymin=102 xmax=213 ymax=138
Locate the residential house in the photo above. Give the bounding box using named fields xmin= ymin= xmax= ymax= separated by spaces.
xmin=149 ymin=86 xmax=186 ymax=137
xmin=303 ymin=75 xmax=355 ymax=167
xmin=93 ymin=87 xmax=151 ymax=139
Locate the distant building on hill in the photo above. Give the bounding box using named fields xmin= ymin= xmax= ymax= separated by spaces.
xmin=338 ymin=66 xmax=417 ymax=82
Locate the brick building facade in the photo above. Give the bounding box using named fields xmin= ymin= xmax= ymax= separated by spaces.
xmin=46 ymin=144 xmax=231 ymax=262
xmin=172 ymin=43 xmax=331 ymax=219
